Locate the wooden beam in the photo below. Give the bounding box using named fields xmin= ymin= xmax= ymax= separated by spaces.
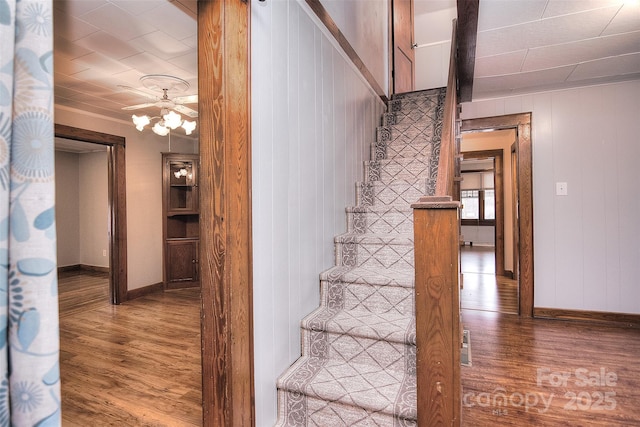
xmin=456 ymin=0 xmax=479 ymax=102
xmin=198 ymin=0 xmax=254 ymax=425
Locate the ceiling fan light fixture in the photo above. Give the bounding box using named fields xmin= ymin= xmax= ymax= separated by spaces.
xmin=163 ymin=110 xmax=183 ymax=129
xmin=152 ymin=121 xmax=170 ymax=136
xmin=182 ymin=119 xmax=196 ymax=135
xmin=132 ymin=114 xmax=150 ymax=131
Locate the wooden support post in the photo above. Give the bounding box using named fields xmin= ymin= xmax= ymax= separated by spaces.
xmin=412 ymin=196 xmax=461 ymax=426
xmin=198 ymin=0 xmax=254 ymax=426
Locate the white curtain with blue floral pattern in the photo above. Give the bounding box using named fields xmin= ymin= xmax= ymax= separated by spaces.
xmin=0 ymin=0 xmax=61 ymax=425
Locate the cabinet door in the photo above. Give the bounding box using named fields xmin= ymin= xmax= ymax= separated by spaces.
xmin=165 ymin=240 xmax=199 ymax=288
xmin=167 ymin=158 xmax=198 ymax=214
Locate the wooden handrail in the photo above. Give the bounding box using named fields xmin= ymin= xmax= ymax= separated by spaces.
xmin=434 ymin=19 xmax=459 ymax=198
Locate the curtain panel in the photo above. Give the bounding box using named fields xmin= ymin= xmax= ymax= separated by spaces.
xmin=0 ymin=0 xmax=61 ymax=425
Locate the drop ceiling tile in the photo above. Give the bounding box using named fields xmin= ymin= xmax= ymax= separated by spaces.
xmin=139 ymin=2 xmax=196 ymax=41
xmin=53 ymin=0 xmax=107 ymax=16
xmin=111 ymin=69 xmax=148 ymax=87
xmin=475 ymin=50 xmax=526 ymax=77
xmin=110 ymin=0 xmax=168 ymax=17
xmin=602 ymin=3 xmax=640 ymax=36
xmin=168 ymin=51 xmax=198 ymax=76
xmin=568 ymin=53 xmax=640 ymax=81
xmin=181 ymin=34 xmax=198 ymax=49
xmin=53 ymin=52 xmax=89 ymax=76
xmin=477 ymin=0 xmax=547 ymax=31
xmin=53 ymin=9 xmax=99 ymax=41
xmin=522 ymin=31 xmax=640 ymax=72
xmin=71 ymin=52 xmax=132 ymax=75
xmin=54 ymin=35 xmax=94 ymax=60
xmin=74 ymin=30 xmax=141 ymax=60
xmin=119 ymin=52 xmax=187 ymax=79
xmin=542 ymin=0 xmax=622 ymax=18
xmin=80 ymin=3 xmax=156 ymax=41
xmin=476 ymin=6 xmax=620 ymax=57
xmin=172 ymin=0 xmax=198 ymax=17
xmin=473 ymin=65 xmax=576 ymax=94
xmin=129 ymin=30 xmax=192 ymax=61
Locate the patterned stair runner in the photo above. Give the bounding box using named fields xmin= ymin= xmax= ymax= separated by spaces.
xmin=276 ymin=88 xmax=446 ymax=426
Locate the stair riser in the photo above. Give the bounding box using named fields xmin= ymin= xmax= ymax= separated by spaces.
xmin=364 ymin=158 xmax=432 ymax=183
xmin=276 ymin=390 xmax=417 ymax=427
xmin=356 ymin=181 xmax=427 ymax=209
xmin=346 ymin=209 xmax=413 ymax=234
xmin=335 ymin=241 xmax=414 ymax=270
xmin=301 ymin=329 xmax=414 ymax=373
xmin=319 ymin=280 xmax=414 ymax=316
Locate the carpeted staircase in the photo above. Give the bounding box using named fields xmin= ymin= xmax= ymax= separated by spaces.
xmin=276 ymin=88 xmax=446 ymax=426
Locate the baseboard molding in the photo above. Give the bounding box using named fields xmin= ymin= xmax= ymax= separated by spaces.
xmin=534 ymin=307 xmax=640 ymax=328
xmin=126 ymin=282 xmax=163 ymax=301
xmin=58 ymin=264 xmax=109 ymax=273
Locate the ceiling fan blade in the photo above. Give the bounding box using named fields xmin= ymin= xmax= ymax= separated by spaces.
xmin=117 ymin=85 xmax=159 ymax=101
xmin=122 ymin=102 xmax=157 ymax=110
xmin=173 ymin=94 xmax=198 ymax=104
xmin=173 ymin=104 xmax=198 ymax=118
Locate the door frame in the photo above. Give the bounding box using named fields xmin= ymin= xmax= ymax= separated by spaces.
xmin=460 ymin=149 xmax=505 ymax=276
xmin=54 ymin=124 xmax=128 ymax=304
xmin=461 ymin=113 xmax=533 ymax=316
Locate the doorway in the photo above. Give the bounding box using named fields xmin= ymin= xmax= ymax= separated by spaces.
xmin=460 ymin=113 xmax=534 ymax=317
xmin=54 ymin=124 xmax=127 ymax=304
xmin=459 ymin=147 xmax=518 ymax=314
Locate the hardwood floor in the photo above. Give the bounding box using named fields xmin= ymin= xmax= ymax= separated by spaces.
xmin=59 ymin=271 xmax=202 ymax=426
xmin=58 ymin=270 xmax=640 ymax=426
xmin=461 ymin=309 xmax=640 ymax=426
xmin=461 ymin=245 xmax=518 ymax=314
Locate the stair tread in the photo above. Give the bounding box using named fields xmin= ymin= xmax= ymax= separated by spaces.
xmin=303 ymin=305 xmax=415 ymax=345
xmin=335 ymin=232 xmax=413 ymax=246
xmin=321 ymin=265 xmax=414 ymax=288
xmin=278 ymin=355 xmax=416 ymax=420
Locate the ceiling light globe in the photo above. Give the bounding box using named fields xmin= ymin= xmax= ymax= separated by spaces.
xmin=182 ymin=120 xmax=197 ymax=135
xmin=132 ymin=114 xmax=150 ymax=131
xmin=163 ymin=110 xmax=183 ymax=129
xmin=152 ymin=121 xmax=170 ymax=136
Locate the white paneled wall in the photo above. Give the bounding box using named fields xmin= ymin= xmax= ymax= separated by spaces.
xmin=251 ymin=1 xmax=386 ymax=425
xmin=461 ymin=80 xmax=640 ymax=315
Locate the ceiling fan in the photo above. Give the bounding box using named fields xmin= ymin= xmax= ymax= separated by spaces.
xmin=118 ymin=74 xmax=198 ymax=136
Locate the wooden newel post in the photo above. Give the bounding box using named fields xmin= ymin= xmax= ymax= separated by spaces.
xmin=412 ymin=196 xmax=461 ymax=426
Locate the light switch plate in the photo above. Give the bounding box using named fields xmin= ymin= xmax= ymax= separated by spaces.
xmin=556 ymin=182 xmax=568 ymax=196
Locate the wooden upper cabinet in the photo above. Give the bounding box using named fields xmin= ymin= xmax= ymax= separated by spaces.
xmin=165 ymin=154 xmax=199 ymax=215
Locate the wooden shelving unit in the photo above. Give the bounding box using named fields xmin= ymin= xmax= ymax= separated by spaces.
xmin=162 ymin=153 xmax=199 ymax=289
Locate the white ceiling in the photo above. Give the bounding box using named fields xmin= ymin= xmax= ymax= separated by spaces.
xmin=53 ymin=0 xmax=639 ymax=131
xmin=53 ymin=0 xmax=198 ymax=130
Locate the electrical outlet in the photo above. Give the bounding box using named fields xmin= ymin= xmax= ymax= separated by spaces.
xmin=103 ymin=249 xmax=107 ymax=257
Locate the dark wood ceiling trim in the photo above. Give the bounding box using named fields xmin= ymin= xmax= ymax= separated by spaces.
xmin=456 ymin=0 xmax=479 ymax=102
xmin=305 ymin=0 xmax=388 ymax=102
